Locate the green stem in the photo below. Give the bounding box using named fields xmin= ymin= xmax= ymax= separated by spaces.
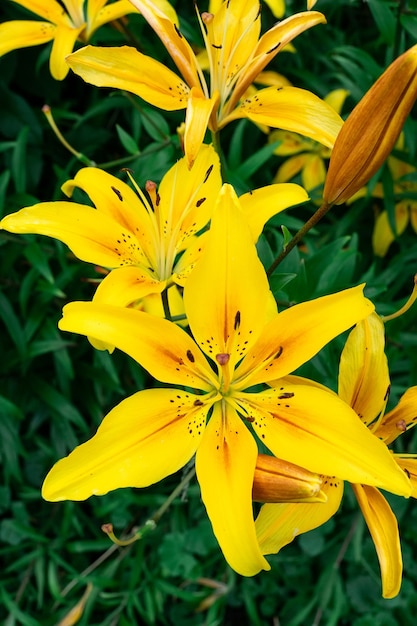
xmin=267 ymin=201 xmax=332 ymax=276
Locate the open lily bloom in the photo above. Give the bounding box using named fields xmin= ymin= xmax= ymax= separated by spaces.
xmin=271 ymin=89 xmax=349 ymax=202
xmin=66 ymin=0 xmax=344 ymax=165
xmin=0 ymin=0 xmax=154 ymax=80
xmin=256 ymin=312 xmax=416 ymax=598
xmin=0 ymin=145 xmax=310 ymax=341
xmin=42 ymin=185 xmax=410 ymax=576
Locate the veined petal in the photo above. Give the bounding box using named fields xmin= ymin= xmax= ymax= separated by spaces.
xmin=43 ymin=388 xmax=211 ymax=501
xmin=274 ymin=154 xmax=309 ymax=183
xmin=89 ymin=0 xmax=139 ymax=37
xmin=0 ymin=21 xmax=55 ymax=57
xmin=157 ymin=143 xmax=221 ymax=248
xmin=302 ymin=154 xmax=326 ymax=192
xmin=93 ymin=266 xmax=165 ymax=307
xmin=338 ymin=312 xmax=390 ymax=426
xmin=128 ymin=0 xmax=202 ymax=89
xmin=50 ymin=23 xmax=85 ymax=80
xmin=184 ymin=89 xmax=218 ymax=168
xmin=184 ymin=184 xmax=272 ymax=371
xmin=236 ymin=385 xmax=411 ymax=494
xmin=227 ymin=86 xmax=343 ymax=149
xmin=62 ymin=167 xmax=156 ymax=266
xmin=377 ymin=386 xmax=417 ymax=444
xmin=59 ymin=302 xmax=218 ymax=389
xmin=372 ymin=203 xmax=409 ymax=257
xmin=234 ymin=285 xmax=374 ymax=388
xmin=264 ymin=0 xmax=285 ymax=18
xmin=196 ymin=401 xmax=270 ymax=575
xmin=0 ymin=202 xmax=149 ymax=268
xmin=395 ymin=456 xmax=417 ymax=498
xmin=270 ymin=130 xmax=313 ymax=156
xmin=67 ymin=45 xmax=190 ymax=110
xmin=239 ymin=183 xmax=309 ymax=241
xmin=324 ymin=88 xmax=350 ymax=115
xmin=255 ymin=477 xmax=343 ymax=555
xmin=229 ymin=11 xmax=326 ymax=109
xmin=352 ymin=484 xmax=402 ymax=599
xmin=10 ymin=0 xmax=70 ymax=25
xmin=173 ymin=233 xmax=208 ymax=286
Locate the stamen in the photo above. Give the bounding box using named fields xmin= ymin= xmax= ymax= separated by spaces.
xmin=101 ymin=521 xmax=156 ymax=546
xmin=42 ymin=105 xmax=95 ymax=166
xmin=216 ymin=353 xmax=230 ymax=365
xmin=382 ymin=274 xmax=417 ymax=322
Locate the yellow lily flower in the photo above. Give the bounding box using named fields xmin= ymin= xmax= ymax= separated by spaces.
xmin=0 ymin=145 xmax=309 ymax=339
xmin=0 ymin=0 xmax=142 ymax=80
xmin=271 ymin=89 xmax=349 ymax=202
xmin=256 ymin=312 xmax=416 ymax=598
xmin=66 ymin=0 xmax=343 ymax=166
xmin=42 ymin=185 xmax=409 ymax=576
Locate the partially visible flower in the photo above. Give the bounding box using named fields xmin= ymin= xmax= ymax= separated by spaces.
xmin=256 ymin=312 xmax=416 ymax=598
xmin=209 ymin=0 xmax=286 ymax=18
xmin=41 ymin=185 xmax=408 ymax=577
xmin=66 ymin=0 xmax=343 ymax=166
xmin=271 ymin=89 xmax=349 ymax=202
xmin=0 ymin=145 xmax=309 ymax=339
xmin=323 ymin=44 xmax=417 ymax=206
xmin=0 ymin=0 xmax=165 ymax=80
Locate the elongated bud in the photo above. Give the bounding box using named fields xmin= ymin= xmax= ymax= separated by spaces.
xmin=323 ymin=44 xmax=417 ymax=206
xmin=252 ymin=454 xmax=326 ymax=503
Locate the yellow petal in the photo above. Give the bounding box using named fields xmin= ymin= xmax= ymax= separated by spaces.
xmin=270 ymin=130 xmax=312 ymax=156
xmin=377 ymin=386 xmax=417 ymax=444
xmin=237 ymin=385 xmax=411 ymax=494
xmin=255 ymin=477 xmax=343 ymax=555
xmin=43 ymin=388 xmax=211 ymax=501
xmin=172 ymin=233 xmax=209 ymax=286
xmin=352 ymin=484 xmax=402 ymax=598
xmin=62 ymin=167 xmax=156 ymax=266
xmin=338 ymin=312 xmax=390 ymax=426
xmin=196 ymin=401 xmax=270 ymax=575
xmin=67 ymin=45 xmax=190 ymax=110
xmin=239 ymin=183 xmax=309 ymax=241
xmin=11 ymin=0 xmax=70 ymax=24
xmin=227 ymin=86 xmax=343 ymax=149
xmin=324 ymin=88 xmax=350 ymax=114
xmin=88 ymin=0 xmax=139 ymax=36
xmin=229 ymin=11 xmax=326 ymax=109
xmin=184 ymin=184 xmax=272 ymax=372
xmin=92 ymin=266 xmax=165 ymax=307
xmin=59 ymin=302 xmax=217 ymax=389
xmin=234 ymin=285 xmax=374 ymax=388
xmin=264 ymin=0 xmax=286 ymax=18
xmin=395 ymin=456 xmax=417 ymax=498
xmin=184 ymin=89 xmax=218 ymax=167
xmin=302 ymin=154 xmax=326 ymax=192
xmin=274 ymin=154 xmax=309 ymax=183
xmin=372 ymin=203 xmax=409 ymax=257
xmin=50 ymin=23 xmax=84 ymax=80
xmin=128 ymin=0 xmax=201 ymax=88
xmin=0 ymin=201 xmax=149 ymax=268
xmin=0 ymin=21 xmax=55 ymax=57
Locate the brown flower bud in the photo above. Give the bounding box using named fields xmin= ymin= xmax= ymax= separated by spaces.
xmin=252 ymin=454 xmax=326 ymax=503
xmin=323 ymin=44 xmax=417 ymax=206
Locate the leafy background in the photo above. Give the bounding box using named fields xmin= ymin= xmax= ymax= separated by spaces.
xmin=1 ymin=0 xmax=417 ymax=624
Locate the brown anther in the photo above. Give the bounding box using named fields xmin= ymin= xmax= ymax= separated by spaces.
xmin=216 ymin=353 xmax=230 ymax=365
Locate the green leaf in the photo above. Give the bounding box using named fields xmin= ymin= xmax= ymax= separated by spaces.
xmin=116 ymin=124 xmax=140 ymax=155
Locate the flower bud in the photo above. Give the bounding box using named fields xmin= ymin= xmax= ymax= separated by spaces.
xmin=323 ymin=44 xmax=417 ymax=206
xmin=252 ymin=454 xmax=326 ymax=503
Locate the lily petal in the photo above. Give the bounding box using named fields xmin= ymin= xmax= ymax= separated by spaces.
xmin=234 ymin=285 xmax=374 ymax=388
xmin=42 ymin=388 xmax=211 ymax=501
xmin=89 ymin=0 xmax=139 ymax=36
xmin=128 ymin=0 xmax=201 ymax=89
xmin=377 ymin=386 xmax=417 ymax=444
xmin=0 ymin=21 xmax=55 ymax=57
xmin=11 ymin=0 xmax=70 ymax=24
xmin=0 ymin=202 xmax=149 ymax=269
xmin=239 ymin=183 xmax=309 ymax=241
xmin=352 ymin=484 xmax=402 ymax=599
xmin=196 ymin=401 xmax=270 ymax=575
xmin=59 ymin=302 xmax=217 ymax=389
xmin=302 ymin=154 xmax=326 ymax=192
xmin=229 ymin=11 xmax=326 ymax=109
xmin=372 ymin=203 xmax=409 ymax=257
xmin=184 ymin=184 xmax=272 ymax=370
xmin=338 ymin=312 xmax=390 ymax=426
xmin=184 ymin=89 xmax=219 ymax=168
xmin=274 ymin=154 xmax=309 ymax=183
xmin=395 ymin=456 xmax=417 ymax=498
xmin=50 ymin=23 xmax=85 ymax=80
xmin=255 ymin=477 xmax=343 ymax=555
xmin=67 ymin=45 xmax=190 ymax=110
xmin=237 ymin=385 xmax=411 ymax=494
xmin=92 ymin=266 xmax=165 ymax=307
xmin=227 ymin=86 xmax=343 ymax=149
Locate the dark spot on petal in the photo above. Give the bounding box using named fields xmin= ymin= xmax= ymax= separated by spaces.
xmin=278 ymin=392 xmax=294 ymax=399
xmin=234 ymin=311 xmax=241 ymax=330
xmin=186 ymin=349 xmax=195 ymax=363
xmin=204 ymin=164 xmax=214 ymax=183
xmin=111 ymin=186 xmax=123 ymax=201
xmin=196 ymin=197 xmax=206 ymax=207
